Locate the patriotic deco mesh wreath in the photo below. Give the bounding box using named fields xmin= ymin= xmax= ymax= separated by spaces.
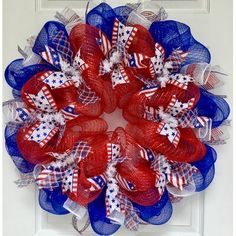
xmin=4 ymin=2 xmax=230 ymax=235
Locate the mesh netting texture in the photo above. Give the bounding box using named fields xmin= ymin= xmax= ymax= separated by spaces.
xmin=3 ymin=2 xmax=230 ymax=236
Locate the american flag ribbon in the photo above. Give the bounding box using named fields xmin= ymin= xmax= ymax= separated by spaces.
xmin=149 ymin=42 xmax=165 ymax=78
xmin=112 ymin=18 xmax=138 ymax=50
xmin=166 ymin=95 xmax=195 ymax=117
xmin=156 ymin=121 xmax=180 ymax=148
xmin=87 ymin=174 xmax=107 ymax=191
xmin=40 ymin=45 xmax=63 ymax=70
xmin=97 ymin=30 xmax=112 ymax=56
xmin=115 ymin=173 xmax=136 ymax=191
xmin=138 ymin=83 xmax=158 ymax=99
xmin=61 ymin=104 xmax=80 ymax=121
xmin=129 ymin=53 xmax=149 ymax=68
xmin=167 ymin=74 xmax=194 ymax=90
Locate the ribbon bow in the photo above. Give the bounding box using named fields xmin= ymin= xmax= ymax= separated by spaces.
xmin=156 ymin=107 xmax=180 ymax=147
xmin=149 ymin=43 xmax=188 ymax=77
xmin=166 ymin=95 xmax=195 ymax=116
xmin=140 ymin=147 xmax=198 ymax=196
xmin=104 ymin=143 xmax=140 ymax=227
xmin=35 ymin=141 xmax=91 ymax=192
xmin=23 ymin=86 xmax=80 ymax=147
xmin=40 ymin=30 xmax=100 ymax=105
xmin=40 ymin=44 xmax=88 ymax=89
xmin=165 ymin=96 xmax=212 ymax=139
xmin=143 ymin=94 xmax=210 ymax=131
xmin=104 ymin=143 xmax=127 ymax=224
xmin=98 ymin=18 xmax=138 ymax=88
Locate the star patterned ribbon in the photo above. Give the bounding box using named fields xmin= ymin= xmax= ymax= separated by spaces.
xmin=166 ymin=74 xmax=194 ymax=90
xmin=165 ymin=96 xmax=211 ymax=132
xmin=40 ymin=45 xmax=88 ymax=89
xmin=139 ymin=147 xmax=198 ymax=196
xmin=23 ymin=86 xmax=80 ymax=147
xmin=165 ymin=95 xmax=195 ymax=116
xmin=97 ymin=18 xmax=138 ymax=88
xmin=148 ymin=43 xmax=188 ymax=78
xmin=156 ymin=121 xmax=180 ymax=147
xmin=143 ymin=94 xmax=210 ymax=132
xmin=104 ymin=143 xmax=139 ymax=226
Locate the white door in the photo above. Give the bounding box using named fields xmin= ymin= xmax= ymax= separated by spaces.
xmin=2 ymin=0 xmax=233 ymax=236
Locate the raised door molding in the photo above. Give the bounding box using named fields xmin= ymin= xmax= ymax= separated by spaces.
xmin=35 ymin=0 xmax=210 ymax=13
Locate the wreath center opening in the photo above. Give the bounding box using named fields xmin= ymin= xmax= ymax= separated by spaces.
xmin=102 ymin=108 xmax=128 ymax=131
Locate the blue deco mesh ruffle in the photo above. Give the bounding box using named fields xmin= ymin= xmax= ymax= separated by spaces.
xmin=33 ymin=21 xmax=72 ymax=64
xmin=196 ymin=88 xmax=230 ymax=128
xmin=86 ymin=3 xmax=211 ymax=67
xmin=86 ymin=3 xmax=133 ymax=40
xmin=132 ymin=190 xmax=172 ymax=225
xmin=12 ymin=89 xmax=22 ymax=99
xmin=191 ymin=145 xmax=217 ymax=192
xmin=88 ymin=188 xmax=121 ymax=236
xmin=149 ymin=21 xmax=211 ymax=66
xmin=5 ymin=59 xmax=53 ymax=91
xmin=39 ymin=187 xmax=69 ymax=215
xmin=5 ymin=122 xmax=35 ymax=173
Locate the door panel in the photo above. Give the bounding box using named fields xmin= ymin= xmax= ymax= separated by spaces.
xmin=3 ymin=0 xmax=233 ymax=235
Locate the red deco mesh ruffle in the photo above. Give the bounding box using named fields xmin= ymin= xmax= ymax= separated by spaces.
xmin=125 ymin=120 xmax=206 ymax=163
xmin=18 ymin=74 xmax=108 ymax=164
xmin=123 ymin=82 xmax=200 ymax=124
xmin=69 ymin=23 xmax=157 ymax=111
xmin=148 ymin=83 xmax=201 ymax=108
xmin=69 ymin=24 xmax=117 ymax=113
xmin=66 ymin=134 xmax=109 ymax=205
xmin=66 ymin=128 xmax=160 ymax=206
xmin=21 ymin=72 xmax=102 ymax=117
xmin=17 ymin=116 xmax=108 ymax=165
xmin=115 ymin=130 xmax=161 ymax=206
